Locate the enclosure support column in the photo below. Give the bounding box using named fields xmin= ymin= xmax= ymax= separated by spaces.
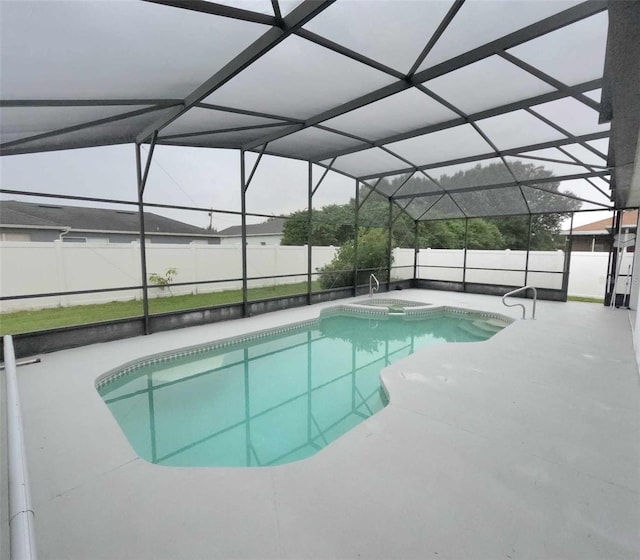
xmin=307 ymin=162 xmax=313 ymax=305
xmin=387 ymin=199 xmax=393 ymax=291
xmin=561 ymin=213 xmax=574 ymax=302
xmin=354 ymin=180 xmax=360 ymax=297
xmin=239 ymin=144 xmax=268 ymax=316
xmin=606 ymin=210 xmax=623 ymax=306
xmin=413 ymin=221 xmax=419 ymax=285
xmin=135 ymin=133 xmax=157 ymax=335
xmin=524 ymin=213 xmax=533 ymax=286
xmin=462 ymin=218 xmax=468 ymax=289
xmin=240 ymin=150 xmax=248 ymax=317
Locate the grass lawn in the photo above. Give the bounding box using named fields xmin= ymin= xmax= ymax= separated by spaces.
xmin=0 ymin=282 xmax=319 ymax=335
xmin=567 ymin=295 xmax=605 ymax=304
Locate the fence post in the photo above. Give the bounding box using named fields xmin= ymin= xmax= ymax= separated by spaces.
xmin=131 ymin=241 xmax=141 ymax=301
xmin=53 ymin=239 xmax=67 ymax=307
xmin=192 ymin=243 xmax=199 ymax=295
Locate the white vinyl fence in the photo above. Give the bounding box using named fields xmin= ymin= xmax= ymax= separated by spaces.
xmin=0 ymin=242 xmax=629 ymax=312
xmin=0 ymin=242 xmax=338 ymax=312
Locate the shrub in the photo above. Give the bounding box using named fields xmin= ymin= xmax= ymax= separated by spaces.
xmin=148 ymin=267 xmax=177 ymax=294
xmin=318 ymin=229 xmax=392 ymax=289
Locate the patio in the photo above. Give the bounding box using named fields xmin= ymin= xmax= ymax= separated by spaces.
xmin=4 ymin=290 xmax=638 ymax=559
xmin=2 ymin=1 xmax=640 ymax=558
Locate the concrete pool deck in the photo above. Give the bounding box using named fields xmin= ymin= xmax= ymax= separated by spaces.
xmin=2 ymin=290 xmax=639 ymax=559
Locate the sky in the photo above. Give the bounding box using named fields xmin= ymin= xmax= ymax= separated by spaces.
xmin=0 ymin=143 xmax=612 ymax=232
xmin=0 ymin=145 xmax=356 ymax=231
xmin=0 ymin=1 xmax=613 ymax=233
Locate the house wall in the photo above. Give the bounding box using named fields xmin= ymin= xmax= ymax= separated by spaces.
xmin=219 ymin=234 xmax=282 ymax=246
xmin=0 ymin=228 xmax=220 ymax=244
xmin=572 ymin=235 xmax=611 ymax=252
xmin=0 ymin=228 xmax=60 ymax=242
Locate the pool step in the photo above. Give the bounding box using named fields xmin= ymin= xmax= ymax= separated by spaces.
xmin=457 ymin=320 xmax=504 ymax=340
xmin=471 ymin=319 xmax=505 ymax=333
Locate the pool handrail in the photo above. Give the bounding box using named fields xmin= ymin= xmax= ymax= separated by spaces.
xmin=369 ymin=273 xmax=379 ymax=297
xmin=502 ymin=285 xmax=537 ymax=319
xmin=3 ymin=334 xmax=38 ymax=560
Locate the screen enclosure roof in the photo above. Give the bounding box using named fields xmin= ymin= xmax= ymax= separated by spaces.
xmin=1 ymin=0 xmax=639 ymax=221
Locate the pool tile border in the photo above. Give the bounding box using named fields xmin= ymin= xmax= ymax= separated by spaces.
xmin=96 ymin=302 xmax=513 ymax=390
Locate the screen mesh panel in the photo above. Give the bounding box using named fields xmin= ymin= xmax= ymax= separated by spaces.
xmin=424 ymin=55 xmax=554 ymax=114
xmin=451 ymin=187 xmax=529 ymax=217
xmin=0 ymin=1 xmax=618 ymax=220
xmin=504 ymin=157 xmax=592 ymax=180
xmin=1 ymin=108 xmax=178 ymax=155
xmin=420 ymin=195 xmax=465 ymax=220
xmin=386 ymin=124 xmax=490 ymax=168
xmin=476 ymin=110 xmax=566 ymax=151
xmin=427 ymin=159 xmax=514 ymax=191
xmin=393 ymin=175 xmax=442 ymax=198
xmin=160 ymin=108 xmax=285 ymax=137
xmin=522 ymin=184 xmax=583 ymax=213
xmin=530 ymin=98 xmax=609 ymax=137
xmin=0 ymin=1 xmax=265 ymax=99
xmin=160 ymin=126 xmax=292 ymax=149
xmin=304 ymin=0 xmax=452 ymax=73
xmin=322 ymin=88 xmax=458 ymax=142
xmin=0 ymin=105 xmax=151 ymax=144
xmin=327 ymin=148 xmax=408 ymax=178
xmin=560 ymin=144 xmax=608 ymax=166
xmin=417 ymin=0 xmax=583 ymax=70
xmin=508 ymin=11 xmax=608 ymax=86
xmin=267 ymin=127 xmax=363 ymax=160
xmin=401 ymin=197 xmax=442 ymax=221
xmin=202 ymin=35 xmax=395 ymax=120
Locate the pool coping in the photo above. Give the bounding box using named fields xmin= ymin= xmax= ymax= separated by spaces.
xmin=7 ymin=290 xmax=639 ymax=560
xmin=95 ymin=302 xmax=514 ymax=391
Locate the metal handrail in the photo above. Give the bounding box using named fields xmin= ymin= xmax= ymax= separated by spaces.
xmin=369 ymin=273 xmax=379 ymax=297
xmin=502 ymin=285 xmax=537 ymax=319
xmin=4 ymin=335 xmax=38 ymax=560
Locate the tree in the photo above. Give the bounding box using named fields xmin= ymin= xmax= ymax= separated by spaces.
xmin=281 ymin=205 xmax=355 ymax=246
xmin=318 ymin=228 xmax=391 ymax=289
xmin=282 ymin=161 xmax=579 ymax=251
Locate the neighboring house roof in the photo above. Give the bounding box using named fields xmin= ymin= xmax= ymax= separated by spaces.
xmin=0 ymin=200 xmax=211 ymax=236
xmin=0 ymin=206 xmax=62 ymax=228
xmin=569 ymin=210 xmax=638 ymax=236
xmin=217 ymin=218 xmax=285 ymax=238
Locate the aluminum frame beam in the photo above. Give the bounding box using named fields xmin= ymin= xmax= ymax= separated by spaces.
xmin=135 ymin=136 xmax=158 ymax=335
xmin=0 ymin=99 xmax=183 ymax=107
xmin=498 ymin=52 xmax=601 ymax=112
xmin=0 ymin=104 xmax=181 ymax=153
xmin=392 ymin=169 xmax=610 ymax=200
xmin=142 ymin=0 xmax=277 ymax=26
xmin=243 ymin=1 xmax=607 ymax=150
xmin=135 ymin=0 xmax=336 ymax=144
xmin=307 ymin=79 xmax=602 ymax=163
xmin=357 ymin=130 xmax=610 ymax=181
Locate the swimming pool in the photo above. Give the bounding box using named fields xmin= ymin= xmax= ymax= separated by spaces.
xmin=97 ymin=306 xmax=511 ymax=467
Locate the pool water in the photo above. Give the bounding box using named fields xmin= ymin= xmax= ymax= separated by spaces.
xmin=98 ymin=310 xmax=507 ymax=467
